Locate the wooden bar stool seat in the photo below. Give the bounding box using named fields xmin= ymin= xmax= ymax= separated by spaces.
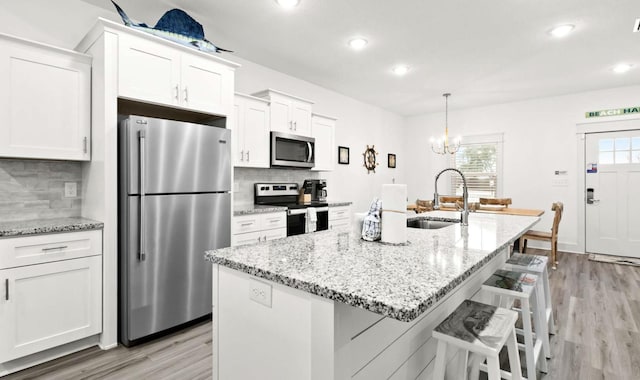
xmin=520 ymin=202 xmax=563 ymax=269
xmin=432 ymin=299 xmax=522 ymax=380
xmin=481 ymin=270 xmax=549 ymax=380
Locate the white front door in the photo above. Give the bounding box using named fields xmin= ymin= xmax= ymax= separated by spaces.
xmin=585 ymin=131 xmax=640 ymax=256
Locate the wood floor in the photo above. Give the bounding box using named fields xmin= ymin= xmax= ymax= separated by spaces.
xmin=4 ymin=249 xmax=640 ymax=380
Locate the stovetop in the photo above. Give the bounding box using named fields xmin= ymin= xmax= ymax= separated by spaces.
xmin=268 ymin=201 xmax=328 ymax=210
xmin=254 ymin=182 xmax=327 ymax=209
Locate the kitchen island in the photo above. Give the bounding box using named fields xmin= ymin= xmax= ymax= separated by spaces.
xmin=205 ymin=211 xmax=539 ymax=380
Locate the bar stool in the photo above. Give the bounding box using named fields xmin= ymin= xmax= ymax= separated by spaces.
xmin=432 ymin=299 xmax=522 ymax=380
xmin=481 ymin=269 xmax=549 ymax=380
xmin=504 ymin=253 xmax=556 ymax=337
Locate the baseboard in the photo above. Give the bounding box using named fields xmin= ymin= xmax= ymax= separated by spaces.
xmin=519 ymin=240 xmax=582 ymax=255
xmin=0 ymin=335 xmax=100 ymax=377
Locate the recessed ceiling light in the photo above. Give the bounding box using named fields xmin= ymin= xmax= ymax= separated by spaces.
xmin=275 ymin=0 xmax=299 ymax=9
xmin=348 ymin=38 xmax=368 ymax=50
xmin=613 ymin=63 xmax=633 ymax=73
xmin=549 ymin=24 xmax=575 ymax=38
xmin=392 ymin=65 xmax=409 ymax=76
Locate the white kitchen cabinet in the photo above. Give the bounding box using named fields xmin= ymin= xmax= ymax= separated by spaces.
xmin=233 ymin=94 xmax=270 ymax=168
xmin=118 ymin=32 xmax=234 ymax=116
xmin=0 ymin=33 xmax=91 ymax=161
xmin=311 ymin=114 xmax=336 ymax=171
xmin=253 ymin=89 xmax=314 ymax=137
xmin=232 ymin=212 xmax=287 ymax=246
xmin=329 ymin=205 xmax=352 ymax=232
xmin=0 ymin=231 xmax=102 ymax=363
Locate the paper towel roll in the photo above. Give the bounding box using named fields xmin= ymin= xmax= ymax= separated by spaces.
xmin=381 ymin=184 xmax=407 ymax=212
xmin=381 ymin=212 xmax=407 ymax=244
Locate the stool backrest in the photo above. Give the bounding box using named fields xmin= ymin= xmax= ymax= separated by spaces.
xmin=551 ymin=202 xmax=563 ymax=237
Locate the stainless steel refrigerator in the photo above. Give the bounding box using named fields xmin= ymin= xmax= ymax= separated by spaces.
xmin=118 ymin=115 xmax=231 ymax=346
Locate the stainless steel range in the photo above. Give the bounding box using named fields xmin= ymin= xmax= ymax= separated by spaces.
xmin=254 ymin=183 xmax=328 ymax=236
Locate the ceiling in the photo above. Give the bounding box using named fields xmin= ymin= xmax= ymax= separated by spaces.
xmin=86 ymin=0 xmax=640 ymax=116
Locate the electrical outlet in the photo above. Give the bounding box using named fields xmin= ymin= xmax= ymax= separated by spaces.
xmin=64 ymin=182 xmax=77 ymax=198
xmin=249 ymin=278 xmax=272 ymax=308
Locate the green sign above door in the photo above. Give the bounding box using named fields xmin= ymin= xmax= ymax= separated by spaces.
xmin=585 ymin=107 xmax=640 ymax=118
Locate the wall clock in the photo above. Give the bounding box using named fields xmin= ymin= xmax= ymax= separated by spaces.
xmin=363 ymin=145 xmax=379 ymax=174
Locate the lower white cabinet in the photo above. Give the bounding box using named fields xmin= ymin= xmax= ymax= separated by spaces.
xmin=329 ymin=205 xmax=352 ymax=232
xmin=232 ymin=212 xmax=287 ymax=247
xmin=0 ymin=230 xmax=102 ymax=364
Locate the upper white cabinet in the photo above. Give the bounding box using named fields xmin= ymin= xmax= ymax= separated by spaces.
xmin=0 ymin=33 xmax=91 ymax=161
xmin=233 ymin=93 xmax=270 ymax=168
xmin=118 ymin=32 xmax=235 ymax=116
xmin=253 ymin=89 xmax=314 ymax=137
xmin=311 ymin=114 xmax=336 ymax=171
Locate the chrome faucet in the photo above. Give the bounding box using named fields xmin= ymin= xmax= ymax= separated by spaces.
xmin=433 ymin=168 xmax=469 ymax=226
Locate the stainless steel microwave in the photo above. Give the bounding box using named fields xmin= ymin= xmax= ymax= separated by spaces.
xmin=271 ymin=132 xmax=315 ymax=168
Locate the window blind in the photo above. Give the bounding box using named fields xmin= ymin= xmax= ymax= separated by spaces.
xmin=450 ymin=143 xmax=498 ymax=201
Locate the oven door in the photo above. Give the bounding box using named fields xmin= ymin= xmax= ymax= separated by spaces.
xmin=287 ymin=207 xmax=329 ymax=236
xmin=271 ymin=132 xmax=315 ymax=168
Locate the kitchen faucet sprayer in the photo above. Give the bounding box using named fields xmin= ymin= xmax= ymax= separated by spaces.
xmin=433 ymin=168 xmax=469 ymax=226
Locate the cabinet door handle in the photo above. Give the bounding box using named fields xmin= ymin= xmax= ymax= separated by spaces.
xmin=240 ymin=150 xmax=244 ymax=161
xmin=246 ymin=150 xmax=250 ymax=162
xmin=5 ymin=279 xmax=8 ymax=301
xmin=83 ymin=137 xmax=88 ymax=154
xmin=184 ymin=86 xmax=189 ymax=103
xmin=294 ymin=121 xmax=297 ymax=130
xmin=174 ymin=85 xmax=180 ymax=101
xmin=42 ymin=245 xmax=68 ymax=252
xmin=240 ymin=222 xmax=253 ymax=227
xmin=289 ymin=121 xmax=293 ymax=130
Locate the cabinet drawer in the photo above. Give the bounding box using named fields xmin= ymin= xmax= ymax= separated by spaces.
xmin=233 ymin=215 xmax=262 ymax=234
xmin=231 ymin=231 xmax=263 ymax=247
xmin=261 ymin=213 xmax=286 ymax=230
xmin=329 ymin=220 xmax=350 ymax=232
xmin=329 ymin=206 xmax=351 ymax=221
xmin=0 ymin=230 xmax=102 ymax=269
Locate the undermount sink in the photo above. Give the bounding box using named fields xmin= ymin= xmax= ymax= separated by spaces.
xmin=407 ymin=219 xmax=456 ymax=230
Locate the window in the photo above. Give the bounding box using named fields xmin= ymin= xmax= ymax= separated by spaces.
xmin=450 ymin=134 xmax=503 ymax=201
xmin=598 ymin=136 xmax=640 ymax=164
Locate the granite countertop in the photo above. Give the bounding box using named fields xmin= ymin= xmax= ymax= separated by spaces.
xmin=0 ymin=217 xmax=104 ymax=238
xmin=234 ymin=201 xmax=352 ymax=216
xmin=206 ymin=211 xmax=539 ymax=322
xmin=234 ymin=205 xmax=288 ymax=216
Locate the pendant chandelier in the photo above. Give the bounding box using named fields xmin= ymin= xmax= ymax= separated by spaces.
xmin=430 ymin=93 xmax=461 ymax=155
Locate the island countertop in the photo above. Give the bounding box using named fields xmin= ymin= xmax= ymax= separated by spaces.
xmin=205 ymin=211 xmax=539 ymax=322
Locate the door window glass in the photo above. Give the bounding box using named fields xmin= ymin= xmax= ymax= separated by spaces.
xmin=599 ymin=136 xmax=640 ymax=164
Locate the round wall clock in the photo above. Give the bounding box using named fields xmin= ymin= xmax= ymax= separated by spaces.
xmin=363 ymin=145 xmax=379 ymax=174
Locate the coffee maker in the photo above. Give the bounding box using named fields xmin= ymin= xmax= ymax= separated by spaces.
xmin=302 ymin=179 xmax=327 ymax=202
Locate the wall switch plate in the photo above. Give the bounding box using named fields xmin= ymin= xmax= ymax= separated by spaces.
xmin=64 ymin=182 xmax=77 ymax=198
xmin=249 ymin=278 xmax=272 ymax=308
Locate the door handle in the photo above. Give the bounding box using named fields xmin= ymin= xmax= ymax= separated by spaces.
xmin=5 ymin=279 xmax=8 ymax=301
xmin=174 ymin=85 xmax=179 ymax=101
xmin=294 ymin=121 xmax=297 ymax=131
xmin=240 ymin=150 xmax=244 ymax=161
xmin=306 ymin=142 xmax=313 ymax=162
xmin=139 ymin=129 xmax=147 ymax=261
xmin=184 ymin=86 xmax=189 ymax=103
xmin=246 ymin=150 xmax=250 ymax=162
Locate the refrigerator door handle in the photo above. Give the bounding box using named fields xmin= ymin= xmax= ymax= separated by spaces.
xmin=139 ymin=129 xmax=147 ymax=261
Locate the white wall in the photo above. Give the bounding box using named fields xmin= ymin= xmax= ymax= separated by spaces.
xmin=405 ymin=85 xmax=640 ymax=253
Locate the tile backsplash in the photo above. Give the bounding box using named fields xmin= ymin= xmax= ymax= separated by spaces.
xmin=234 ymin=168 xmax=319 ymax=206
xmin=0 ymin=159 xmax=82 ymax=222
